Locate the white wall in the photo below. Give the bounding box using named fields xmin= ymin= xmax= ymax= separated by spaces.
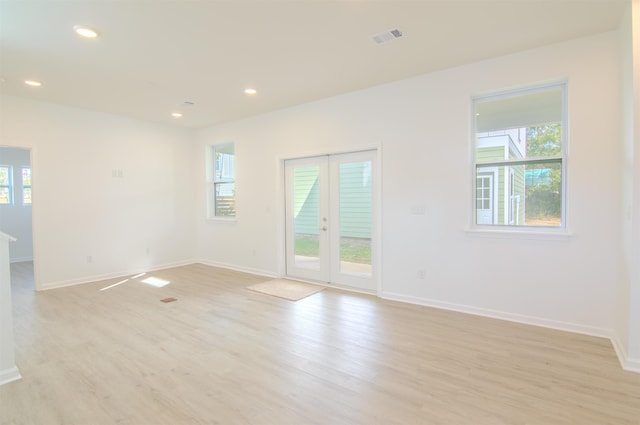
xmin=0 ymin=147 xmax=32 ymax=262
xmin=0 ymin=96 xmax=196 ymax=289
xmin=195 ymin=31 xmax=623 ymax=337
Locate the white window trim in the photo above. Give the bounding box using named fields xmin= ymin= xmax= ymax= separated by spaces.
xmin=469 ymin=81 xmax=569 ymax=237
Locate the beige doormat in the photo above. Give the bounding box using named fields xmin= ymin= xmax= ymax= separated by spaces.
xmin=247 ymin=278 xmax=325 ymax=301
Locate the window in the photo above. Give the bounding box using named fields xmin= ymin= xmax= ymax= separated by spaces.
xmin=209 ymin=143 xmax=235 ymax=217
xmin=472 ymin=83 xmax=566 ymax=228
xmin=0 ymin=165 xmax=12 ymax=205
xmin=22 ymin=167 xmax=32 ymax=205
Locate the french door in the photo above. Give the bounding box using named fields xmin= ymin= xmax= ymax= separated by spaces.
xmin=284 ymin=150 xmax=376 ymax=291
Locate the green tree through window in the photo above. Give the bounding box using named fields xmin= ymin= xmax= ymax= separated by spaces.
xmin=525 ymin=124 xmax=562 ymax=221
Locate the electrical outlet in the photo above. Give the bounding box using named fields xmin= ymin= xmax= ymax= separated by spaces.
xmin=86 ymin=255 xmax=93 ymax=264
xmin=417 ymin=269 xmax=426 ymax=279
xmin=410 ymin=205 xmax=426 ymax=215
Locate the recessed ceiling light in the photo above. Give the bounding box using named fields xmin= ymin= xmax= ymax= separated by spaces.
xmin=171 ymin=112 xmax=183 ymax=118
xmin=244 ymin=88 xmax=257 ymax=95
xmin=24 ymin=80 xmax=42 ymax=87
xmin=74 ymin=25 xmax=99 ymax=39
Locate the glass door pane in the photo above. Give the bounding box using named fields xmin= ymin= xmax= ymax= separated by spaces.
xmin=292 ymin=166 xmax=321 ymax=270
xmin=338 ymin=161 xmax=372 ymax=277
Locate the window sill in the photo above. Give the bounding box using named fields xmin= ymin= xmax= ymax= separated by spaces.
xmin=465 ymin=227 xmax=572 ymax=241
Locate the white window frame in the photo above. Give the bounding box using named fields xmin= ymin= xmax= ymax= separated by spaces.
xmin=470 ymin=82 xmax=568 ymax=233
xmin=0 ymin=165 xmax=13 ymax=205
xmin=206 ymin=142 xmax=236 ymax=219
xmin=508 ymin=167 xmax=516 ymax=225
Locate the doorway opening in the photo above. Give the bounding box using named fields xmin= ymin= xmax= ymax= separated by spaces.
xmin=0 ymin=146 xmax=35 ymax=290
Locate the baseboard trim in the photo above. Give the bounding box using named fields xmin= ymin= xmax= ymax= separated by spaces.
xmin=0 ymin=366 xmax=22 ymax=386
xmin=625 ymin=357 xmax=640 ymax=373
xmin=10 ymin=256 xmax=33 ymax=264
xmin=611 ymin=335 xmax=640 ymax=373
xmin=380 ymin=291 xmax=612 ymax=340
xmin=39 ymin=259 xmax=198 ymax=291
xmin=196 ymin=259 xmax=278 ymax=279
xmin=611 ymin=334 xmax=630 ymax=371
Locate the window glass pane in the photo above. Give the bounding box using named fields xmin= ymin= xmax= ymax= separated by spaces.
xmin=523 ymin=162 xmax=562 ymax=226
xmin=526 ymin=124 xmax=562 ymax=158
xmin=476 ymin=124 xmax=562 ymax=164
xmin=211 ymin=143 xmax=235 ymax=218
xmin=214 ymin=146 xmax=234 ymax=181
xmin=23 ymin=188 xmax=32 ymax=205
xmin=475 ymin=88 xmax=562 ymax=134
xmin=0 ymin=167 xmax=9 ymax=185
xmin=214 ymin=182 xmax=235 ymax=216
xmin=22 ymin=167 xmax=31 ymax=185
xmin=476 ymin=129 xmax=526 ymax=164
xmin=475 ymin=162 xmax=561 ymax=227
xmin=0 ymin=187 xmax=9 ymax=204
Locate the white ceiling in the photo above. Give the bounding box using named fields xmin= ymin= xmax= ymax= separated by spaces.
xmin=0 ymin=0 xmax=628 ymax=129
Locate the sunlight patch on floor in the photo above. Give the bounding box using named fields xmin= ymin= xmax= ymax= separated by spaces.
xmin=141 ymin=276 xmax=170 ymax=288
xmin=99 ymin=272 xmax=170 ymax=290
xmin=99 ymin=279 xmax=130 ymax=291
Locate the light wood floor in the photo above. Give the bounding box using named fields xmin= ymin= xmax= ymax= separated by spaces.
xmin=1 ymin=262 xmax=639 ymax=425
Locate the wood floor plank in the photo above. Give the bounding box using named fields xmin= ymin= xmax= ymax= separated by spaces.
xmin=1 ymin=261 xmax=639 ymax=425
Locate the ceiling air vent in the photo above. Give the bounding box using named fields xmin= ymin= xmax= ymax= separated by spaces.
xmin=371 ymin=28 xmax=403 ymax=45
